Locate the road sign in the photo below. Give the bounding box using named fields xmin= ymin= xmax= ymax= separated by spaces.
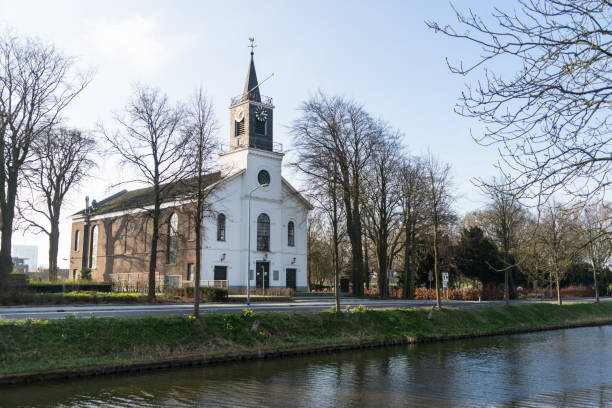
xmin=428 ymin=271 xmax=433 ymax=281
xmin=442 ymin=272 xmax=449 ymax=282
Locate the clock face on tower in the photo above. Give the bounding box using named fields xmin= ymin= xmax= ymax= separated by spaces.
xmin=258 ymin=170 xmax=270 ymax=186
xmin=234 ymin=106 xmax=245 ymax=122
xmin=255 ymin=106 xmax=268 ymax=122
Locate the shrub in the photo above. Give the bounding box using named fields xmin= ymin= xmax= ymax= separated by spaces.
xmin=80 ymin=268 xmax=92 ymax=281
xmin=0 ymin=291 xmax=147 ymax=305
xmin=183 ymin=286 xmax=228 ymax=302
xmin=201 ymin=287 xmax=228 ymax=302
xmin=346 ymin=304 xmax=368 ymax=313
xmin=7 ymin=273 xmax=28 ymax=293
xmin=561 ymin=285 xmax=594 ymax=298
xmin=27 ymin=281 xmax=113 ymax=293
xmin=231 ymin=287 xmax=295 ymax=297
xmin=413 ymin=287 xmax=504 ymax=301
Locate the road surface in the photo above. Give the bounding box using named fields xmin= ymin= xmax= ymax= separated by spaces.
xmin=0 ymin=296 xmax=609 ymax=320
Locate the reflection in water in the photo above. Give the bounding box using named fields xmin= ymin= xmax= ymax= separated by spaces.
xmin=2 ymin=326 xmax=611 ymax=407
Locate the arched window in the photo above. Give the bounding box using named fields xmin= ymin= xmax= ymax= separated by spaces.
xmin=89 ymin=226 xmax=98 ymax=269
xmin=217 ymin=214 xmax=226 ymax=241
xmin=288 ymin=221 xmax=295 ymax=247
xmin=167 ymin=213 xmax=178 ymax=264
xmin=257 ymin=213 xmax=270 ymax=251
xmin=144 ymin=218 xmax=152 ymax=253
xmin=74 ymin=230 xmax=80 ymax=252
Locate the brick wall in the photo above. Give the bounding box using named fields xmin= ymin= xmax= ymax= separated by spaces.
xmin=69 ymin=204 xmax=198 ymax=287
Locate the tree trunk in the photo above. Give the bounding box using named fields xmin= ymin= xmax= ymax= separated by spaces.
xmin=433 ymin=224 xmax=441 ymax=309
xmin=403 ymin=220 xmax=415 ymax=299
xmin=402 ymin=247 xmax=410 ymax=299
xmin=148 ymin=202 xmax=160 ymax=301
xmin=351 ymin=201 xmax=364 ymax=297
xmin=377 ymin=234 xmax=388 ymax=299
xmin=555 ymin=270 xmax=562 ymax=306
xmin=333 ymin=220 xmax=340 ymax=313
xmin=194 ymin=217 xmax=202 ymax=317
xmin=504 ymin=269 xmax=509 ymax=306
xmin=0 ymin=220 xmax=12 ymax=289
xmin=592 ymin=263 xmax=599 ymax=304
xmin=0 ymin=181 xmax=17 ymax=290
xmin=364 ymin=243 xmax=370 ymax=290
xmin=194 ymin=155 xmax=204 ymax=317
xmin=331 ymin=168 xmax=341 ymax=313
xmin=48 ymin=218 xmax=60 ymax=281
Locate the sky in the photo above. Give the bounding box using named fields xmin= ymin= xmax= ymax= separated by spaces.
xmin=1 ymin=1 xmax=505 ymax=268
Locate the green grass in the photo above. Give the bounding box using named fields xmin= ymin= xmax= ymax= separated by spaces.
xmin=0 ymin=302 xmax=611 ymax=376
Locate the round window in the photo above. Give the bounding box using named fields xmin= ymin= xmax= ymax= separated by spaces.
xmin=258 ymin=170 xmax=271 ymax=186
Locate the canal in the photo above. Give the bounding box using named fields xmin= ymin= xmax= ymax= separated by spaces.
xmin=3 ymin=325 xmax=611 ymax=407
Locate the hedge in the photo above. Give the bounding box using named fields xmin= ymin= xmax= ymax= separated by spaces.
xmin=7 ymin=274 xmax=28 ymax=292
xmin=27 ymin=282 xmax=113 ymax=293
xmin=181 ymin=286 xmax=229 ymax=302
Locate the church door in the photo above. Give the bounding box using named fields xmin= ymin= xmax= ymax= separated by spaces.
xmin=286 ymin=268 xmax=296 ymax=290
xmin=256 ymin=261 xmax=269 ymax=289
xmin=214 ymin=265 xmax=227 ymax=281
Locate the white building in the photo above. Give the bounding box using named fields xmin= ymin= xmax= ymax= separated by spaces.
xmin=12 ymin=244 xmax=38 ymax=269
xmin=201 ymin=50 xmax=311 ymax=291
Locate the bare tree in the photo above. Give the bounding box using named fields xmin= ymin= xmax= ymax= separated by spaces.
xmin=183 ymin=88 xmax=218 ymax=317
xmin=580 ymin=202 xmax=612 ymax=303
xmin=399 ymin=157 xmax=429 ymax=299
xmin=327 ymin=159 xmax=343 ymax=311
xmin=480 ymin=178 xmax=528 ymax=304
xmin=537 ymin=203 xmax=580 ymax=305
xmin=362 ymin=129 xmax=403 ymax=298
xmin=307 ymin=213 xmax=337 ymax=290
xmin=427 ymin=1 xmax=612 ymax=204
xmin=298 ymin=148 xmax=345 ymax=312
xmin=424 ymin=153 xmax=454 ymax=309
xmin=104 ymin=85 xmax=189 ymax=300
xmin=291 ymin=92 xmax=375 ymax=297
xmin=0 ymin=33 xmax=88 ymax=289
xmin=18 ymin=128 xmax=95 ymax=280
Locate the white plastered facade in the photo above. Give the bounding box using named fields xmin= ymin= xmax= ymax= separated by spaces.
xmin=201 ymin=148 xmax=310 ymax=291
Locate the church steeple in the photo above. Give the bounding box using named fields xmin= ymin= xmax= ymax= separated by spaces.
xmin=243 ymin=53 xmax=261 ymax=103
xmin=229 ymin=38 xmax=274 ymax=152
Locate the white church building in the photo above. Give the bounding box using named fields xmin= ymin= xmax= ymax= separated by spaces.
xmin=201 ymin=50 xmax=311 ymax=291
xmin=69 ymin=48 xmax=311 ymax=292
xmin=202 ymin=51 xmax=311 ymax=292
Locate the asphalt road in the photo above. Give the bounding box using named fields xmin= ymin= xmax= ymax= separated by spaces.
xmin=0 ymin=297 xmax=609 ymax=320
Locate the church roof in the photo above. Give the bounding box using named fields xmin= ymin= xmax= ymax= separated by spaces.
xmin=73 ymin=172 xmax=222 ymax=218
xmin=242 ymin=53 xmax=261 ymax=103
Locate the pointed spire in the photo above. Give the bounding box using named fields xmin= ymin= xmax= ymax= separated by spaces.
xmin=243 ymin=39 xmax=261 ymax=102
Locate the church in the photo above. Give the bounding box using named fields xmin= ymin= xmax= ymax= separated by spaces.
xmin=69 ymin=49 xmax=311 ymax=292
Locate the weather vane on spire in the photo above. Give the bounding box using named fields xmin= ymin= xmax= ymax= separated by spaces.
xmin=248 ymin=37 xmax=257 ymax=55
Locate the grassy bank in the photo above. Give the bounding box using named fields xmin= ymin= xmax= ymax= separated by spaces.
xmin=1 ymin=302 xmax=611 ymax=382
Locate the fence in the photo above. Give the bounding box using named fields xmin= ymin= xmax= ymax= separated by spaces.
xmin=201 ymin=280 xmax=228 ymax=290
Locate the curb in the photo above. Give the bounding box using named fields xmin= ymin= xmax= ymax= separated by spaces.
xmin=1 ymin=318 xmax=611 ymax=386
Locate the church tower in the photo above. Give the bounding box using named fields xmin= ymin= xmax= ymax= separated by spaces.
xmin=229 ymin=47 xmax=274 ymax=151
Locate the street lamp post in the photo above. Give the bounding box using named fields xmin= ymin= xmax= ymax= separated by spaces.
xmin=247 ymin=183 xmax=268 ymax=305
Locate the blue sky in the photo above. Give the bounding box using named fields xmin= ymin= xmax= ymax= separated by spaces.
xmin=1 ymin=1 xmax=505 ymax=266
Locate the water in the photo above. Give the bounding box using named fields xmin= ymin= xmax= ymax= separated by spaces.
xmin=2 ymin=325 xmax=611 ymax=407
